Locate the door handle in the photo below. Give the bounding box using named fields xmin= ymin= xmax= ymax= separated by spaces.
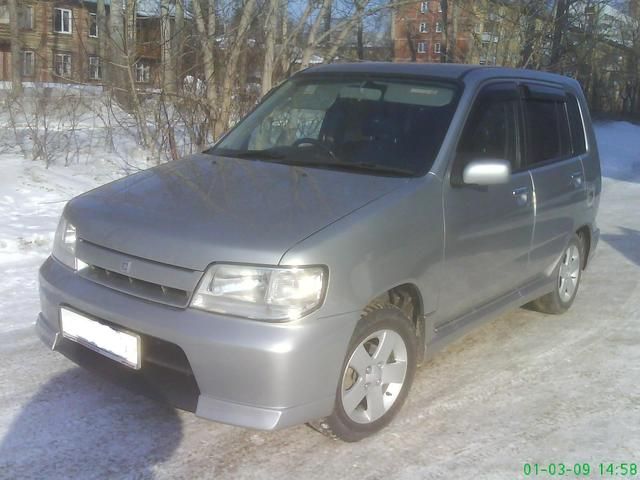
xmin=512 ymin=186 xmax=530 ymax=207
xmin=570 ymin=172 xmax=584 ymax=189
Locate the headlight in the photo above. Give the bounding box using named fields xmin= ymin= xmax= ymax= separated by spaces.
xmin=191 ymin=264 xmax=327 ymax=321
xmin=52 ymin=216 xmax=80 ymax=270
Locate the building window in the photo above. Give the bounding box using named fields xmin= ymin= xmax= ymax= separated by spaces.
xmin=89 ymin=56 xmax=101 ymax=80
xmin=19 ymin=5 xmax=34 ymax=30
xmin=54 ymin=8 xmax=72 ymax=34
xmin=435 ymin=22 xmax=442 ymax=33
xmin=135 ymin=62 xmax=151 ymax=83
xmin=89 ymin=13 xmax=98 ymax=37
xmin=419 ymin=22 xmax=428 ymax=33
xmin=434 ymin=42 xmax=441 ymax=54
xmin=54 ymin=53 xmax=72 ymax=77
xmin=438 ymin=2 xmax=442 ymax=12
xmin=417 ymin=41 xmax=427 ymax=54
xmin=21 ymin=51 xmax=35 ymax=76
xmin=420 ymin=2 xmax=428 ymax=13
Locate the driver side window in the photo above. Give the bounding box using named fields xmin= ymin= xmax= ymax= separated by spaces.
xmin=454 ymin=83 xmax=519 ymax=181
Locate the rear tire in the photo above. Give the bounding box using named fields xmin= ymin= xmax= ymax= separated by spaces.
xmin=529 ymin=234 xmax=584 ymax=314
xmin=309 ymin=303 xmax=417 ymax=442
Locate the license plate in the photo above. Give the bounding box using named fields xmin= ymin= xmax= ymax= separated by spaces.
xmin=60 ymin=308 xmax=141 ymax=369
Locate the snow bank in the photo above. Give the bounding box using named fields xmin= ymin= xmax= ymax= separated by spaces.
xmin=595 ymin=121 xmax=640 ymax=182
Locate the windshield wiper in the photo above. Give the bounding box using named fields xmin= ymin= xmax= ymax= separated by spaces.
xmin=206 ymin=148 xmax=286 ymax=160
xmin=285 ymin=160 xmax=415 ymax=177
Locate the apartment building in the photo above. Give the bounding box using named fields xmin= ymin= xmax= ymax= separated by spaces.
xmin=0 ymin=0 xmax=166 ymax=85
xmin=392 ymin=0 xmax=527 ymax=66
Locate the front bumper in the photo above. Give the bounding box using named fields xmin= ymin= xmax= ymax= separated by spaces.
xmin=37 ymin=256 xmax=360 ymax=430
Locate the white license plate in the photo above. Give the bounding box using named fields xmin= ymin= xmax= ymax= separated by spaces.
xmin=60 ymin=308 xmax=141 ymax=369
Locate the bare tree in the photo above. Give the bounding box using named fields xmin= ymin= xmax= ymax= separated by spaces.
xmin=161 ymin=0 xmax=176 ymax=94
xmin=97 ymin=0 xmax=108 ymax=83
xmin=549 ymin=0 xmax=570 ymax=72
xmin=262 ymin=0 xmax=279 ymax=96
xmin=8 ymin=0 xmax=21 ymax=94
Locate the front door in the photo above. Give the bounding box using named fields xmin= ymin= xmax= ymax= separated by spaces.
xmin=438 ymin=82 xmax=534 ymax=326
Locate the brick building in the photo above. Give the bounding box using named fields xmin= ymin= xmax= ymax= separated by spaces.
xmin=0 ymin=0 xmax=170 ymax=85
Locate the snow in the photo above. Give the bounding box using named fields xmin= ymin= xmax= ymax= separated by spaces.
xmin=0 ymin=120 xmax=639 ymax=478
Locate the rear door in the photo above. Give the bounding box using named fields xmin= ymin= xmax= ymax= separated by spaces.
xmin=438 ymin=82 xmax=534 ymax=325
xmin=522 ymin=84 xmax=587 ymax=277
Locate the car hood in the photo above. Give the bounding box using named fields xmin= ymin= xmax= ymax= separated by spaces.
xmin=65 ymin=155 xmax=407 ymax=271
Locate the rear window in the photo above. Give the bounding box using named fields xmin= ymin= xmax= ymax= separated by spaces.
xmin=524 ymin=99 xmax=571 ymax=165
xmin=567 ymin=94 xmax=587 ymax=155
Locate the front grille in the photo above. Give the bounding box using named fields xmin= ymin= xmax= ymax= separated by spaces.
xmin=81 ymin=264 xmax=191 ymax=308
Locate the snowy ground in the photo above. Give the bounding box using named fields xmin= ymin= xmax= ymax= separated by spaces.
xmin=0 ymin=122 xmax=638 ymax=479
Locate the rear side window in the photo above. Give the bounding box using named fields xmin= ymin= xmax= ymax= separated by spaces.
xmin=524 ymin=98 xmax=571 ymax=165
xmin=566 ymin=94 xmax=587 ymax=155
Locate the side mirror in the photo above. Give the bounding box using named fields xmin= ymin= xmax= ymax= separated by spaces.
xmin=462 ymin=159 xmax=511 ymax=186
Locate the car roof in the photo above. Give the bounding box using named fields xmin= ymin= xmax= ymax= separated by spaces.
xmin=298 ymin=62 xmax=578 ymax=88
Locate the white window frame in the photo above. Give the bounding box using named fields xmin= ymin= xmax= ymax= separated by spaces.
xmin=434 ymin=42 xmax=441 ymax=54
xmin=88 ymin=56 xmax=101 ymax=80
xmin=135 ymin=61 xmax=151 ymax=83
xmin=19 ymin=5 xmax=34 ymax=29
xmin=89 ymin=13 xmax=98 ymax=38
xmin=0 ymin=5 xmax=9 ymax=24
xmin=438 ymin=2 xmax=442 ymax=12
xmin=54 ymin=8 xmax=72 ymax=34
xmin=22 ymin=50 xmax=35 ymax=76
xmin=420 ymin=2 xmax=428 ymax=13
xmin=417 ymin=41 xmax=427 ymax=54
xmin=435 ymin=21 xmax=442 ymax=33
xmin=419 ymin=22 xmax=428 ymax=33
xmin=54 ymin=53 xmax=72 ymax=77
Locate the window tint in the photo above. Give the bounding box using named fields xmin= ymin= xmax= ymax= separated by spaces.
xmin=456 ymin=87 xmax=518 ymax=172
xmin=567 ymin=95 xmax=587 ymax=155
xmin=524 ymin=98 xmax=572 ymax=165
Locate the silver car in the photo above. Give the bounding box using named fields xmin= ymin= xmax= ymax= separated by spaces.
xmin=37 ymin=63 xmax=601 ymax=441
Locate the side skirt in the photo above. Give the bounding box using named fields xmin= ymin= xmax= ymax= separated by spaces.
xmin=423 ymin=277 xmax=554 ymax=362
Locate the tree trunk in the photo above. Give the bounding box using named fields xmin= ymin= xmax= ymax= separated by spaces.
xmin=193 ymin=0 xmax=218 ymax=137
xmin=108 ymin=0 xmax=127 ymax=102
xmin=97 ymin=0 xmax=108 ymax=83
xmin=549 ymin=0 xmax=569 ymax=72
xmin=8 ymin=0 xmax=21 ymax=94
xmin=261 ymin=0 xmax=279 ymax=96
xmin=440 ymin=0 xmax=449 ymax=63
xmin=175 ymin=0 xmax=185 ymax=87
xmin=356 ymin=0 xmax=365 ymax=60
xmin=161 ymin=0 xmax=176 ymax=94
xmin=217 ymin=0 xmax=257 ymax=137
xmin=301 ymin=0 xmax=332 ymax=68
xmin=519 ymin=1 xmax=537 ymax=68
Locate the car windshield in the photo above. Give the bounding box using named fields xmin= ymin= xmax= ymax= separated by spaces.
xmin=210 ymin=75 xmax=460 ymax=176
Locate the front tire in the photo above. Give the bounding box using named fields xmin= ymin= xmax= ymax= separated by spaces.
xmin=310 ymin=303 xmax=417 ymax=442
xmin=530 ymin=233 xmax=584 ymax=314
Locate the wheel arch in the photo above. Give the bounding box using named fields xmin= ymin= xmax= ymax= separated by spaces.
xmin=576 ymin=224 xmax=592 ymax=269
xmin=367 ymin=283 xmax=426 ymax=364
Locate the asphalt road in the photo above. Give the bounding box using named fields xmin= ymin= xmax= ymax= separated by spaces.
xmin=1 ymin=173 xmax=639 ymax=480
